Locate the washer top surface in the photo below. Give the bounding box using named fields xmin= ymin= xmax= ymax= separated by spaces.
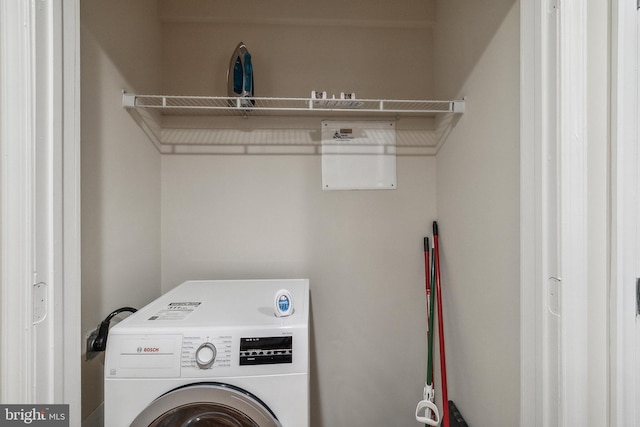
xmin=112 ymin=279 xmax=309 ymax=333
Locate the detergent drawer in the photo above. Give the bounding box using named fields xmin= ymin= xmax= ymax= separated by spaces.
xmin=105 ymin=334 xmax=182 ymax=378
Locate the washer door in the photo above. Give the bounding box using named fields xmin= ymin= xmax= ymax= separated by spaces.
xmin=130 ymin=383 xmax=281 ymax=427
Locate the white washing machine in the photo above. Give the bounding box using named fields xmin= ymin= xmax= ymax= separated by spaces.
xmin=104 ymin=279 xmax=309 ymax=427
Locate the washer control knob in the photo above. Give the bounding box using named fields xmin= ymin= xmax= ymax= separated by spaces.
xmin=195 ymin=342 xmax=217 ymax=369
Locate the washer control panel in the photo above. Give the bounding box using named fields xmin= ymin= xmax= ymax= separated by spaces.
xmin=240 ymin=336 xmax=293 ymax=365
xmin=181 ymin=335 xmax=232 ymax=371
xmin=107 ymin=330 xmax=303 ymax=379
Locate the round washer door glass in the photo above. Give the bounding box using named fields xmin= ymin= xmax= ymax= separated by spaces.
xmin=130 ymin=384 xmax=281 ymax=427
xmin=147 ymin=403 xmax=261 ymax=426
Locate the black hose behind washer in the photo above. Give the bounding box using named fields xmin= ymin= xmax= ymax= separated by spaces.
xmin=90 ymin=307 xmax=137 ymax=352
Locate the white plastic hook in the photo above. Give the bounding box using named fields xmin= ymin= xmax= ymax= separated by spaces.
xmin=415 ymin=399 xmax=440 ymax=426
xmin=415 ymin=383 xmax=440 ymax=426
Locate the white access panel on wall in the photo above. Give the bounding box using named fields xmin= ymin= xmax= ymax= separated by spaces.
xmin=321 ymin=120 xmax=396 ymax=190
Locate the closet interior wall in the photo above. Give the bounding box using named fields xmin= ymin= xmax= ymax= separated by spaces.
xmin=433 ymin=1 xmax=520 ymax=426
xmin=80 ymin=1 xmax=521 ymax=426
xmin=80 ymin=0 xmax=163 ymax=420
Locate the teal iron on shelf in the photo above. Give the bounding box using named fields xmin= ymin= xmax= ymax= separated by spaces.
xmin=227 ymin=41 xmax=254 ymax=109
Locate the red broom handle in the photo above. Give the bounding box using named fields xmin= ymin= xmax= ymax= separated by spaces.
xmin=433 ymin=222 xmax=449 ymax=427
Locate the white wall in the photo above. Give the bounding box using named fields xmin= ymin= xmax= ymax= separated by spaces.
xmin=161 ymin=155 xmax=437 ymax=426
xmin=434 ymin=1 xmax=520 ymax=426
xmin=80 ymin=0 xmax=163 ymax=420
xmin=160 ymin=0 xmax=435 ymax=99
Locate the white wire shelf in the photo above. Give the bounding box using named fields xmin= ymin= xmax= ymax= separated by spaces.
xmin=123 ymin=93 xmax=465 ymax=117
xmin=121 ymin=92 xmax=465 ymax=155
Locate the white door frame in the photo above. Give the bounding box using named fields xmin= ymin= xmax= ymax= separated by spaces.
xmin=60 ymin=0 xmax=82 ymax=418
xmin=0 ymin=0 xmax=80 ymax=420
xmin=521 ymin=0 xmax=592 ymax=425
xmin=610 ymin=0 xmax=638 ymax=425
xmin=1 ymin=0 xmax=38 ymax=403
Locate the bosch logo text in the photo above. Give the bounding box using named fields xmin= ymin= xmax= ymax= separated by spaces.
xmin=136 ymin=347 xmax=160 ymax=353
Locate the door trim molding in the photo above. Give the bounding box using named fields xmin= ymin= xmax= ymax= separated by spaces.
xmin=60 ymin=0 xmax=82 ymax=419
xmin=0 ymin=0 xmax=38 ymax=403
xmin=520 ymin=0 xmax=561 ymax=424
xmin=610 ymin=1 xmax=638 ymax=425
xmin=519 ymin=0 xmax=542 ymax=425
xmin=521 ymin=0 xmax=593 ymax=425
xmin=557 ymin=0 xmax=590 ymax=424
xmin=0 ymin=0 xmax=81 ymax=419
